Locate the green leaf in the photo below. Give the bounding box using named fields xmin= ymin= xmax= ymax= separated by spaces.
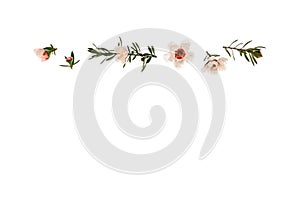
xmin=242 ymin=40 xmax=252 ymax=48
xmin=104 ymin=52 xmax=115 ymax=56
xmin=89 ymin=55 xmax=99 ymax=60
xmin=141 ymin=64 xmax=146 ymax=72
xmin=249 ymin=55 xmax=255 ymax=66
xmin=97 ymin=47 xmax=111 ymax=53
xmin=123 ymin=63 xmax=126 ymax=68
xmin=100 ymin=59 xmax=106 ymax=64
xmin=231 ymin=50 xmax=235 ymax=60
xmin=235 ymin=42 xmax=243 ymax=48
xmin=74 ymin=60 xmax=80 ymax=65
xmin=131 ymin=46 xmax=136 ymax=52
xmin=253 ymin=56 xmax=257 ymax=64
xmin=148 ymin=46 xmax=152 ymax=54
xmin=132 ymin=42 xmax=138 ymax=51
xmin=92 ymin=43 xmax=98 ymax=49
xmin=255 ymin=46 xmax=266 ymax=49
xmin=146 ymin=57 xmax=151 ymax=64
xmin=87 ymin=48 xmax=96 ymax=53
xmin=230 ymin=39 xmax=238 ymax=46
xmin=225 ymin=48 xmax=231 ymax=57
xmin=119 ymin=37 xmax=122 ymax=46
xmin=244 ymin=53 xmax=250 ymax=62
xmin=135 ymin=42 xmax=140 ymax=51
xmin=151 ymin=46 xmax=155 ymax=55
xmin=71 ymin=52 xmax=75 ymax=65
xmin=60 ymin=65 xmax=70 ymax=67
xmin=106 ymin=55 xmax=116 ymax=61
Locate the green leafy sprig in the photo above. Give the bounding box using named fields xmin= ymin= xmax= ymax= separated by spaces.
xmin=223 ymin=39 xmax=265 ymax=66
xmin=87 ymin=44 xmax=116 ymax=62
xmin=60 ymin=51 xmax=80 ymax=69
xmin=87 ymin=37 xmax=157 ymax=72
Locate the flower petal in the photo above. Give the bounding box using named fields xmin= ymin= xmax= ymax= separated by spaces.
xmin=180 ymin=41 xmax=191 ymax=50
xmin=174 ymin=60 xmax=184 ymax=68
xmin=168 ymin=42 xmax=179 ymax=51
xmin=34 ymin=48 xmax=44 ymax=57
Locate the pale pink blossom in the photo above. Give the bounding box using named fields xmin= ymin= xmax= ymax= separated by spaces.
xmin=202 ymin=57 xmax=228 ymax=73
xmin=114 ymin=46 xmax=128 ymax=64
xmin=34 ymin=48 xmax=49 ymax=61
xmin=164 ymin=41 xmax=193 ymax=68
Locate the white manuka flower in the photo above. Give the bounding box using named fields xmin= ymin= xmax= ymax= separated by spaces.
xmin=164 ymin=41 xmax=193 ymax=68
xmin=202 ymin=57 xmax=228 ymax=73
xmin=114 ymin=46 xmax=129 ymax=64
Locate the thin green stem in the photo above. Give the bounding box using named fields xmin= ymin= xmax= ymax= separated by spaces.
xmin=128 ymin=52 xmax=157 ymax=58
xmin=222 ymin=46 xmax=252 ymax=53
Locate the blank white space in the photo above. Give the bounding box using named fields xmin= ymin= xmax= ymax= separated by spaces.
xmin=94 ymin=51 xmax=211 ymax=154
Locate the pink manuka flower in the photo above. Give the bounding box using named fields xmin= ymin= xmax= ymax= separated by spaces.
xmin=34 ymin=48 xmax=49 ymax=61
xmin=34 ymin=44 xmax=57 ymax=62
xmin=66 ymin=56 xmax=73 ymax=62
xmin=202 ymin=57 xmax=228 ymax=73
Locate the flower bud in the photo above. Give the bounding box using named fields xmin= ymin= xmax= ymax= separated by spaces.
xmin=253 ymin=49 xmax=262 ymax=58
xmin=66 ymin=57 xmax=73 ymax=62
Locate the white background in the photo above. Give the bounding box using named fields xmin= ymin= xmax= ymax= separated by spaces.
xmin=1 ymin=0 xmax=299 ymax=199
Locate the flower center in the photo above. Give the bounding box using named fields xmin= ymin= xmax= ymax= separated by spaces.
xmin=174 ymin=48 xmax=186 ymax=60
